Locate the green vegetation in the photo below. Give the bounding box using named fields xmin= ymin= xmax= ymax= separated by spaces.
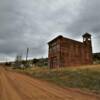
xmin=12 ymin=65 xmax=100 ymax=94
xmin=93 ymin=53 xmax=100 ymax=64
xmin=32 ymin=58 xmax=48 ymax=67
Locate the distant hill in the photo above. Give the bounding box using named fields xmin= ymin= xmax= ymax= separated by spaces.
xmin=93 ymin=53 xmax=100 ymax=59
xmin=93 ymin=53 xmax=100 ymax=64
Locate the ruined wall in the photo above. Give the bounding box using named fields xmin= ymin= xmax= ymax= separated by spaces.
xmin=48 ymin=38 xmax=61 ymax=68
xmin=60 ymin=38 xmax=83 ymax=67
xmin=48 ymin=35 xmax=93 ymax=68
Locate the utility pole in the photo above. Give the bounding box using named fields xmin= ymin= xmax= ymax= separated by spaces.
xmin=26 ymin=48 xmax=29 ymax=62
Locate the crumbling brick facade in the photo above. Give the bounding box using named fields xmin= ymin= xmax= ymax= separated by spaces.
xmin=48 ymin=33 xmax=93 ymax=68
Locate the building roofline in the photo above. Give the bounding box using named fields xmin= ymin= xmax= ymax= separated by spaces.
xmin=82 ymin=32 xmax=91 ymax=37
xmin=63 ymin=37 xmax=83 ymax=44
xmin=48 ymin=35 xmax=83 ymax=45
xmin=64 ymin=37 xmax=82 ymax=43
xmin=48 ymin=35 xmax=63 ymax=44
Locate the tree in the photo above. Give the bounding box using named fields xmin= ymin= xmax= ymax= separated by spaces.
xmin=32 ymin=58 xmax=39 ymax=66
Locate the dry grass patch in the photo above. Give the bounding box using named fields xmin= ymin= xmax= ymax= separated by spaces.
xmin=12 ymin=64 xmax=100 ymax=94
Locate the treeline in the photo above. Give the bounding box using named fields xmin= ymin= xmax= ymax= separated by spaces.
xmin=5 ymin=57 xmax=48 ymax=68
xmin=32 ymin=58 xmax=48 ymax=67
xmin=5 ymin=53 xmax=100 ymax=68
xmin=93 ymin=53 xmax=100 ymax=64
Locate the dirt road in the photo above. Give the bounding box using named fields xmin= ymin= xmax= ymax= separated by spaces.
xmin=0 ymin=66 xmax=100 ymax=100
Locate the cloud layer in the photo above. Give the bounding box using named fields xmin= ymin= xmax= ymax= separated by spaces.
xmin=0 ymin=0 xmax=100 ymax=61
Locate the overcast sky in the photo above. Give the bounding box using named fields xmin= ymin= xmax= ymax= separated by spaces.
xmin=0 ymin=0 xmax=100 ymax=61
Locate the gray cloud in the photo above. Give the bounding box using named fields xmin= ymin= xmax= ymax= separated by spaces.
xmin=67 ymin=0 xmax=100 ymax=32
xmin=0 ymin=0 xmax=99 ymax=61
xmin=67 ymin=0 xmax=100 ymax=52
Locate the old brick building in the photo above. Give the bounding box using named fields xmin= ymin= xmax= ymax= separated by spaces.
xmin=48 ymin=33 xmax=93 ymax=68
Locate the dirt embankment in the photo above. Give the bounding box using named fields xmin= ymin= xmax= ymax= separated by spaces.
xmin=0 ymin=66 xmax=100 ymax=100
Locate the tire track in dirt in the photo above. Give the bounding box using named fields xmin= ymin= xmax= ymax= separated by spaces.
xmin=0 ymin=66 xmax=100 ymax=100
xmin=0 ymin=67 xmax=22 ymax=100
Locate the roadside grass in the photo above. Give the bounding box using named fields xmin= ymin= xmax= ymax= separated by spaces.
xmin=11 ymin=64 xmax=100 ymax=94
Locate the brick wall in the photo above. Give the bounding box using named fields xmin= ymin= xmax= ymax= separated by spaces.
xmin=48 ymin=33 xmax=93 ymax=68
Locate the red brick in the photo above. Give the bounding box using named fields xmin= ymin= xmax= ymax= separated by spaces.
xmin=48 ymin=33 xmax=93 ymax=68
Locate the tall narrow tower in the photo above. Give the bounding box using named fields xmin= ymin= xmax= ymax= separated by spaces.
xmin=83 ymin=33 xmax=92 ymax=45
xmin=83 ymin=32 xmax=92 ymax=52
xmin=83 ymin=32 xmax=93 ymax=64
